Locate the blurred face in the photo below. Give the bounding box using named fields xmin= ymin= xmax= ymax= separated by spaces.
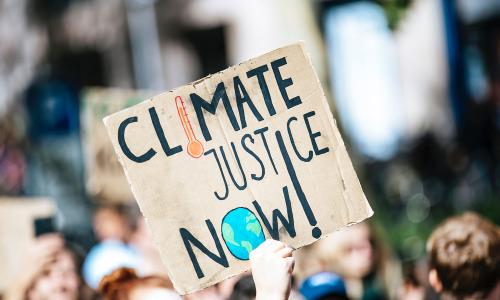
xmin=318 ymin=223 xmax=374 ymax=279
xmin=130 ymin=217 xmax=153 ymax=250
xmin=93 ymin=208 xmax=130 ymax=241
xmin=28 ymin=250 xmax=79 ymax=300
xmin=131 ymin=287 xmax=182 ymax=300
xmin=341 ymin=224 xmax=374 ymax=278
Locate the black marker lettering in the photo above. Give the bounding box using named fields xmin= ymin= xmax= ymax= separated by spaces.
xmin=234 ymin=76 xmax=263 ymax=128
xmin=220 ymin=143 xmax=247 ymax=190
xmin=241 ymin=134 xmax=265 ymax=181
xmin=205 ymin=149 xmax=229 ymax=200
xmin=253 ymin=186 xmax=296 ymax=240
xmin=117 ymin=116 xmax=156 ymax=163
xmin=287 ymin=116 xmax=313 ymax=162
xmin=254 ymin=126 xmax=278 ymax=175
xmin=180 ymin=219 xmax=229 ymax=279
xmin=303 ymin=111 xmax=329 ymax=156
xmin=271 ymin=57 xmax=302 ymax=109
xmin=148 ymin=107 xmax=183 ymax=157
xmin=190 ymin=82 xmax=240 ymax=142
xmin=275 ymin=130 xmax=322 ymax=238
xmin=246 ymin=64 xmax=276 ymax=116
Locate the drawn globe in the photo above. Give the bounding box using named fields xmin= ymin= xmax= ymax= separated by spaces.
xmin=221 ymin=207 xmax=265 ymax=260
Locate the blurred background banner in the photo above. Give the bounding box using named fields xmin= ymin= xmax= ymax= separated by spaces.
xmin=0 ymin=0 xmax=499 ymax=299
xmin=81 ymin=88 xmax=154 ymax=204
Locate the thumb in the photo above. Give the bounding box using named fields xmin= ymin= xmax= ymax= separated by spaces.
xmin=284 ymin=257 xmax=295 ymax=273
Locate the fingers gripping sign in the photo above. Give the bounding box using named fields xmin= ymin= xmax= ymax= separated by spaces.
xmin=250 ymin=240 xmax=295 ymax=300
xmin=103 ymin=43 xmax=373 ymax=294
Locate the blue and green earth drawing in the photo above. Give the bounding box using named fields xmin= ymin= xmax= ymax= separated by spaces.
xmin=221 ymin=207 xmax=265 ymax=260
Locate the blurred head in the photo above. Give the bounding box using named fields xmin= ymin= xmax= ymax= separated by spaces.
xmin=98 ymin=268 xmax=180 ymax=300
xmin=93 ymin=205 xmax=132 ymax=242
xmin=27 ymin=248 xmax=81 ymax=300
xmin=316 ymin=223 xmax=374 ymax=279
xmin=228 ymin=275 xmax=255 ymax=300
xmin=82 ymin=240 xmax=140 ymax=289
xmin=299 ymin=272 xmax=349 ymax=300
xmin=427 ymin=212 xmax=500 ymax=299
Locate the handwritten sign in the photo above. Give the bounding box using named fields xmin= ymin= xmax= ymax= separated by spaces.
xmin=104 ymin=43 xmax=373 ymax=294
xmin=81 ymin=88 xmax=153 ymax=203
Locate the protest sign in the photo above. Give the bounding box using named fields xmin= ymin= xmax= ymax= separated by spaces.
xmin=0 ymin=197 xmax=55 ymax=290
xmin=104 ymin=43 xmax=373 ymax=294
xmin=81 ymin=88 xmax=153 ymax=203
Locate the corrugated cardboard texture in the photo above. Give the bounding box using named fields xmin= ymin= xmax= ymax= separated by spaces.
xmin=104 ymin=43 xmax=373 ymax=294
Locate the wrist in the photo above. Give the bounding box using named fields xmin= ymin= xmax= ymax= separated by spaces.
xmin=256 ymin=291 xmax=287 ymax=300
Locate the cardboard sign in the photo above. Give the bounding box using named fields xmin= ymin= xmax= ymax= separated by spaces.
xmin=104 ymin=43 xmax=373 ymax=294
xmin=81 ymin=88 xmax=153 ymax=203
xmin=0 ymin=198 xmax=55 ymax=290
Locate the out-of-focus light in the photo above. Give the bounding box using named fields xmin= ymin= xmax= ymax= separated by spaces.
xmin=324 ymin=1 xmax=403 ymax=160
xmin=457 ymin=0 xmax=500 ymax=23
xmin=406 ymin=193 xmax=430 ymax=223
xmin=402 ymin=235 xmax=424 ymax=260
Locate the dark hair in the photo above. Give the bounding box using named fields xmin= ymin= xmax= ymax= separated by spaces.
xmin=427 ymin=212 xmax=500 ymax=298
xmin=64 ymin=241 xmax=86 ymax=275
xmin=228 ymin=275 xmax=256 ymax=300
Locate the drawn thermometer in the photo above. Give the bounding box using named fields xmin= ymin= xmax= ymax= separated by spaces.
xmin=175 ymin=96 xmax=204 ymax=158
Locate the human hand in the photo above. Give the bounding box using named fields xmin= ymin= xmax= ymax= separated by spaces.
xmin=250 ymin=239 xmax=294 ymax=300
xmin=23 ymin=234 xmax=64 ymax=281
xmin=4 ymin=234 xmax=64 ymax=300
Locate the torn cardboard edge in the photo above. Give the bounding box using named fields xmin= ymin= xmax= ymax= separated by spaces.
xmin=103 ymin=41 xmax=373 ymax=295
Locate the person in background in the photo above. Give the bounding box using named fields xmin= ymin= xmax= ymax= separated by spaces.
xmin=398 ymin=263 xmax=426 ymax=300
xmin=299 ymin=272 xmax=350 ymax=300
xmin=84 ymin=203 xmax=173 ymax=290
xmin=228 ymin=275 xmax=256 ymax=300
xmin=92 ymin=204 xmax=132 ymax=242
xmin=83 ymin=204 xmax=139 ymax=289
xmin=4 ymin=234 xmax=92 ymax=300
xmin=426 ymin=212 xmax=500 ymax=300
xmin=98 ymin=268 xmax=180 ymax=300
xmin=128 ymin=217 xmax=168 ymax=278
xmin=302 ymin=222 xmax=401 ymax=300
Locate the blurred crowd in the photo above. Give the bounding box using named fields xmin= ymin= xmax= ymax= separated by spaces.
xmin=0 ymin=0 xmax=499 ymax=299
xmin=1 ymin=206 xmax=499 ymax=300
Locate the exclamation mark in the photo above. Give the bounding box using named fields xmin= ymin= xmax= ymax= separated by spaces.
xmin=275 ymin=130 xmax=322 ymax=238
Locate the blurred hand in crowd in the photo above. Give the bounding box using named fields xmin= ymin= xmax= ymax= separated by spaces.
xmin=5 ymin=234 xmax=80 ymax=300
xmin=250 ymin=239 xmax=295 ymax=300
